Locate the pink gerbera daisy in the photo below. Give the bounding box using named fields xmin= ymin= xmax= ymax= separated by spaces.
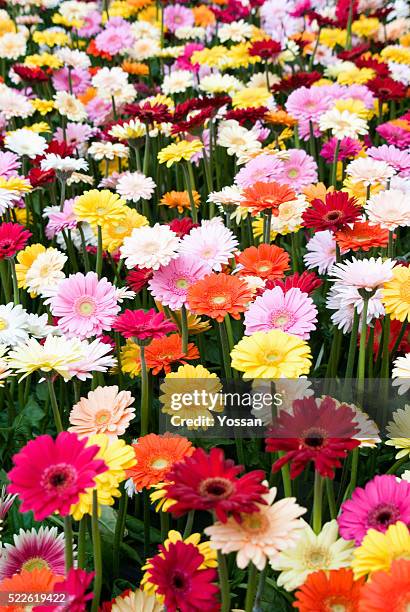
xmin=0 ymin=151 xmax=20 ymax=178
xmin=285 ymin=86 xmax=332 ymax=123
xmin=278 ymin=149 xmax=318 ymax=190
xmin=338 ymin=475 xmax=410 ymax=545
xmin=235 ymin=153 xmax=285 ymax=188
xmin=45 ymin=198 xmax=77 ymax=239
xmin=52 ymin=67 xmax=91 ymax=96
xmin=244 ymin=286 xmax=317 ymax=339
xmin=0 ymin=527 xmax=66 ymax=579
xmin=367 ymin=144 xmax=410 ymax=174
xmin=148 ymin=254 xmax=210 ymax=311
xmin=163 ymin=4 xmax=194 ymax=33
xmin=95 ymin=23 xmax=134 ymax=55
xmin=49 ymin=271 xmax=120 ymax=340
xmin=7 ymin=432 xmax=107 ymax=520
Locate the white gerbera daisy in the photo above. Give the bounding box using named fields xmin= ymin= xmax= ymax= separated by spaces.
xmin=40 ymin=154 xmax=88 ymax=175
xmin=115 ymin=171 xmax=156 ymax=203
xmin=4 ymin=129 xmax=47 ymax=159
xmin=162 ymin=69 xmax=194 ymax=95
xmin=54 ymin=92 xmax=87 ymax=122
xmin=0 ymin=303 xmax=28 ymax=347
xmin=179 ymin=217 xmax=239 ymax=271
xmin=120 ymin=223 xmax=180 ymax=270
xmin=346 ymin=157 xmax=395 ymax=186
xmin=319 ymin=108 xmax=368 ymax=139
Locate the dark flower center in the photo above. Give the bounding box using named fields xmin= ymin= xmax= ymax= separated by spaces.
xmin=302 ymin=428 xmax=327 ymax=449
xmin=41 ymin=463 xmax=77 ymax=494
xmin=368 ymin=503 xmax=400 ymax=529
xmin=198 ymin=476 xmax=234 ymax=500
xmin=325 ymin=210 xmax=342 ymax=222
xmin=171 ymin=570 xmax=188 ymax=591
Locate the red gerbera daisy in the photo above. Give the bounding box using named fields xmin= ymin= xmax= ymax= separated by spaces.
xmin=225 ymin=106 xmax=268 ymax=125
xmin=359 ymin=559 xmax=410 ymax=612
xmin=28 ymin=167 xmax=55 ymax=187
xmin=266 ymin=396 xmax=361 ymax=479
xmin=124 ymin=102 xmax=173 ymax=125
xmin=126 ymin=267 xmax=154 ymax=293
xmin=266 ymin=271 xmax=322 ymax=295
xmin=302 ymin=191 xmax=361 ymax=232
xmin=171 ymin=107 xmax=214 ymax=135
xmin=164 ymin=447 xmax=268 ymax=523
xmin=271 ymin=71 xmax=321 ymax=93
xmin=13 ymin=64 xmax=49 ymax=82
xmin=7 ymin=432 xmax=107 ymax=520
xmin=0 ymin=223 xmax=31 ymax=260
xmin=147 ymin=541 xmax=219 ymax=612
xmin=335 ymin=0 xmax=358 ymax=26
xmin=42 ymin=568 xmax=94 ymax=612
xmin=337 ymin=43 xmax=370 ymax=60
xmin=173 ymin=95 xmax=230 ymax=122
xmin=113 ymin=308 xmax=177 ymax=342
xmin=293 ymin=568 xmax=364 ymax=612
xmin=168 ymin=217 xmax=198 ymax=238
xmin=367 ymin=77 xmax=407 ymax=101
xmin=248 ymin=39 xmax=282 ymax=59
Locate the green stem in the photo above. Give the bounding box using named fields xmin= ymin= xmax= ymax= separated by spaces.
xmin=59 ymin=178 xmax=66 ymax=211
xmin=113 ymin=484 xmax=128 ymax=578
xmin=326 ymin=478 xmax=337 ymax=520
xmin=218 ymin=321 xmax=233 ymax=378
xmin=387 ymin=456 xmax=408 ymax=475
xmin=139 ymin=344 xmax=150 ymax=436
xmin=47 ymin=376 xmax=63 ymax=433
xmin=357 ymin=298 xmax=369 ymax=381
xmin=160 ymin=510 xmax=170 ymax=540
xmin=345 ymin=309 xmax=360 ymax=378
xmin=96 ymin=225 xmax=103 ymax=278
xmin=279 ymin=453 xmax=292 ymax=497
xmin=180 ymin=304 xmax=188 ymax=354
xmin=91 ymin=490 xmax=102 ymax=612
xmin=9 ymin=258 xmax=19 ymax=305
xmin=312 ymin=472 xmax=323 ymax=534
xmin=183 ymin=510 xmax=195 ymax=538
xmin=183 ymin=162 xmax=198 ymax=223
xmin=263 ymin=210 xmax=272 ymax=244
xmin=217 ymin=551 xmax=231 ymax=612
xmin=143 ymin=489 xmax=151 ymax=559
xmin=244 ymin=562 xmax=258 ymax=612
xmin=381 ymin=314 xmax=391 ymax=379
xmin=78 ymin=223 xmax=90 ymax=272
xmin=0 ymin=259 xmax=11 ymax=302
xmin=331 ymin=140 xmax=340 ymax=187
xmin=388 ymin=230 xmax=394 ymax=258
xmin=64 ymin=516 xmax=74 ymax=572
xmin=77 ymin=517 xmax=87 ymax=568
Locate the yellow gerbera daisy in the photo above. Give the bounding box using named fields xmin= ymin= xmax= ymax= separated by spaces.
xmin=15 ymin=244 xmax=46 ymax=291
xmin=73 ymin=189 xmax=127 ymax=227
xmin=231 ymin=87 xmax=271 ymax=109
xmin=230 ymin=330 xmax=312 ymax=378
xmin=382 ymin=265 xmax=410 ymax=322
xmin=101 ymin=207 xmax=148 ymax=252
xmin=120 ymin=340 xmax=141 ymax=378
xmin=352 ymin=522 xmax=410 ymax=579
xmin=31 ymin=99 xmax=55 ymax=115
xmin=157 ymin=140 xmax=203 ymax=167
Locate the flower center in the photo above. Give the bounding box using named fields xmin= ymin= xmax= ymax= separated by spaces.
xmin=325 ymin=210 xmax=342 ymax=222
xmin=241 ymin=512 xmax=269 ymax=535
xmin=150 ymin=458 xmax=169 ymax=470
xmin=305 ymin=546 xmax=330 ymax=569
xmin=265 ymin=351 xmax=279 ymax=362
xmin=400 ymin=282 xmax=410 ymax=302
xmin=256 ymin=262 xmax=272 ymax=273
xmin=302 ymin=427 xmax=326 ymax=449
xmin=287 ymin=168 xmax=299 ymax=178
xmin=0 ymin=317 xmax=8 ymax=331
xmin=325 ymin=598 xmax=351 ymax=612
xmin=368 ymin=503 xmax=400 ymax=530
xmin=115 ymin=225 xmax=127 ymax=234
xmin=75 ymin=296 xmax=96 ymax=317
xmin=171 ymin=570 xmax=188 ymax=591
xmin=175 ymin=278 xmax=189 ymax=289
xmin=95 ymin=410 xmax=111 ymax=425
xmin=41 ymin=463 xmax=77 ymax=493
xmin=271 ymin=308 xmax=295 ymax=331
xmin=39 ymin=264 xmax=52 ymax=277
xmin=198 ymin=476 xmax=234 ymax=500
xmin=212 ymin=295 xmax=227 ymax=306
xmin=96 ymin=207 xmax=106 ymax=214
xmin=22 ymin=557 xmax=50 ymax=572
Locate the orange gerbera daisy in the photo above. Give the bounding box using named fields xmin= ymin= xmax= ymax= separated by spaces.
xmin=294 ymin=569 xmax=365 ymax=612
xmin=241 ymin=181 xmax=297 ymax=216
xmin=237 ymin=244 xmax=290 ymax=281
xmin=193 ymin=5 xmax=216 ymax=26
xmin=335 ymin=221 xmax=390 ymax=252
xmin=359 ymin=559 xmax=410 ymax=612
xmin=0 ymin=569 xmax=64 ymax=612
xmin=127 ymin=433 xmax=194 ymax=490
xmin=160 ymin=190 xmax=200 ymax=213
xmin=77 ymin=86 xmax=97 ymax=105
xmin=302 ymin=182 xmax=334 ymax=203
xmin=187 ymin=273 xmax=253 ymax=322
xmin=145 ymin=333 xmax=200 ymax=374
xmin=264 ymin=109 xmax=298 ymax=128
xmin=121 ymin=60 xmax=149 ymax=76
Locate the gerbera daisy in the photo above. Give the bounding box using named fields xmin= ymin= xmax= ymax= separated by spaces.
xmin=187 ymin=272 xmax=252 ymax=323
xmin=304 ymin=230 xmax=338 ymax=275
xmin=148 ymin=255 xmax=210 ymax=311
xmin=302 ymin=191 xmax=361 ymax=233
xmin=0 ymin=303 xmax=28 ymax=347
xmin=113 ymin=309 xmax=177 ymax=341
xmin=293 ymin=569 xmax=364 ymax=612
xmin=382 ymin=265 xmax=410 ymax=322
xmin=365 ymin=189 xmax=410 ymax=231
xmin=109 ymin=589 xmax=164 ymax=611
xmin=160 ymin=190 xmax=201 ymax=213
xmin=0 ymin=526 xmax=66 ymax=580
xmin=338 ymin=475 xmax=410 ymax=546
xmin=69 ymin=385 xmax=135 ymax=440
xmin=115 ymin=171 xmax=156 ymax=203
xmin=7 ymin=432 xmax=107 ymax=520
xmin=0 ymin=568 xmax=64 ymax=611
xmin=157 ymin=140 xmax=204 ymax=167
xmin=278 ymin=149 xmax=318 ymax=191
xmin=237 ymin=244 xmax=290 ymax=281
xmin=127 ymin=433 xmax=194 ymax=490
xmin=359 ymin=559 xmax=410 ymax=612
xmin=231 ymin=329 xmax=312 ymax=379
xmin=266 ymin=396 xmax=360 ymax=479
xmin=244 ymin=286 xmax=317 ymax=339
xmin=49 ymin=271 xmax=120 ymax=339
xmin=352 ymin=521 xmax=410 ymax=579
xmin=178 ymin=217 xmax=238 ymax=272
xmin=335 ymin=221 xmax=389 ymax=252
xmin=345 ymin=157 xmax=395 ymax=187
xmin=241 ymin=181 xmax=297 ymax=216
xmin=120 ymin=224 xmax=180 ymax=271
xmin=69 ymin=338 xmax=116 ymax=382
xmin=205 ymin=485 xmax=306 ymax=570
xmin=272 ymin=520 xmax=355 ymax=592
xmin=102 ymin=207 xmax=149 ymax=253
xmin=73 ymin=189 xmax=126 ymax=227
xmin=268 ymin=271 xmax=322 ymax=295
xmin=145 ymin=334 xmax=199 ymax=374
xmin=51 ymin=568 xmax=94 ymax=612
xmin=146 ymin=541 xmax=218 ymax=612
xmin=0 ymin=223 xmax=31 ymax=260
xmin=24 ymin=247 xmax=67 ymax=297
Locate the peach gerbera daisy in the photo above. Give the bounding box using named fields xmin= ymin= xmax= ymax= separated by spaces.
xmin=68 ymin=385 xmax=135 ymax=440
xmin=127 ymin=433 xmax=194 ymax=490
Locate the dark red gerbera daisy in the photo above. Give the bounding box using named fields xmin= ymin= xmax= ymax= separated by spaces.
xmin=173 ymin=96 xmax=231 ymax=122
xmin=367 ymin=77 xmax=407 ymax=101
xmin=171 ymin=107 xmax=214 ymax=135
xmin=306 ymin=10 xmax=336 ymax=27
xmin=0 ymin=223 xmax=31 ymax=260
xmin=28 ymin=167 xmax=55 ymax=187
xmin=266 ymin=271 xmax=322 ymax=295
xmin=354 ymin=57 xmax=390 ymax=77
xmin=271 ymin=71 xmax=321 ymax=93
xmin=363 ymin=316 xmax=410 ymax=359
xmin=124 ymin=102 xmax=173 ymax=125
xmin=335 ymin=0 xmax=358 ymax=27
xmin=164 ymin=447 xmax=268 ymax=523
xmin=126 ymin=267 xmax=154 ymax=293
xmin=13 ymin=64 xmax=49 ymax=82
xmin=147 ymin=541 xmax=219 ymax=612
xmin=302 ymin=191 xmax=361 ymax=232
xmin=225 ymin=106 xmax=268 ymax=125
xmin=266 ymin=396 xmax=361 ymax=479
xmin=337 ymin=43 xmax=370 ymax=60
xmin=248 ymin=39 xmax=282 ymax=59
xmin=113 ymin=308 xmax=177 ymax=342
xmin=168 ymin=217 xmax=198 ymax=238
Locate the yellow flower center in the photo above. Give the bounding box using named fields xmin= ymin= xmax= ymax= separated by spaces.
xmin=22 ymin=557 xmax=50 ymax=572
xmin=39 ymin=264 xmax=52 ymax=277
xmin=400 ymin=281 xmax=410 ymax=302
xmin=175 ymin=278 xmax=188 ymax=289
xmin=95 ymin=410 xmax=110 ymax=425
xmin=257 ymin=263 xmax=271 ymax=273
xmin=75 ymin=298 xmax=96 ymax=317
xmin=0 ymin=317 xmax=8 ymax=331
xmin=212 ymin=296 xmax=227 ymax=306
xmin=287 ymin=169 xmax=298 ymax=178
xmin=151 ymin=458 xmax=169 ymax=470
xmin=96 ymin=207 xmax=106 ymax=215
xmin=305 ymin=546 xmax=331 ymax=569
xmin=241 ymin=512 xmax=269 ymax=535
xmin=115 ymin=225 xmax=127 ymax=234
xmin=265 ymin=352 xmax=279 ymax=362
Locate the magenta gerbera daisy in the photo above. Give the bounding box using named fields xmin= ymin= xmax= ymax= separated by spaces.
xmin=244 ymin=286 xmax=317 ymax=339
xmin=165 ymin=447 xmax=268 ymax=523
xmin=148 ymin=254 xmax=211 ymax=311
xmin=49 ymin=271 xmax=120 ymax=340
xmin=338 ymin=475 xmax=410 ymax=545
xmin=113 ymin=308 xmax=177 ymax=341
xmin=0 ymin=223 xmax=31 ymax=260
xmin=7 ymin=432 xmax=107 ymax=520
xmin=0 ymin=527 xmax=66 ymax=580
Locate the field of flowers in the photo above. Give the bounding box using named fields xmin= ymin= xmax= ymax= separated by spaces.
xmin=1 ymin=0 xmax=410 ymax=610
